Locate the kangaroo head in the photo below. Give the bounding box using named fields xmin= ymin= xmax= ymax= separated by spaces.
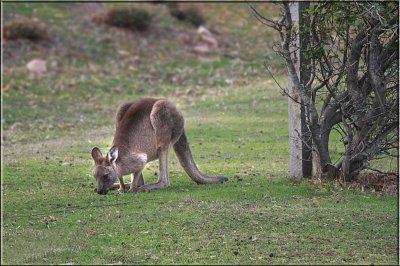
xmin=91 ymin=146 xmax=119 ymax=195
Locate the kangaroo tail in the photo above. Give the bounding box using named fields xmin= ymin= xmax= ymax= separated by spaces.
xmin=173 ymin=131 xmax=228 ymax=184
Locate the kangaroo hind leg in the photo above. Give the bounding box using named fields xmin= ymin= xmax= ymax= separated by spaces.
xmin=136 ymin=100 xmax=183 ymax=192
xmin=150 ymin=99 xmax=184 ymax=145
xmin=136 ymin=148 xmax=169 ymax=192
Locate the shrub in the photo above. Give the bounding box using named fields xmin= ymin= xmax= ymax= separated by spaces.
xmin=103 ymin=8 xmax=152 ymax=32
xmin=169 ymin=6 xmax=205 ymax=27
xmin=3 ymin=19 xmax=48 ymax=42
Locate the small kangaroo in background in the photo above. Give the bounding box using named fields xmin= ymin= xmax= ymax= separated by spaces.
xmin=91 ymin=98 xmax=228 ymax=194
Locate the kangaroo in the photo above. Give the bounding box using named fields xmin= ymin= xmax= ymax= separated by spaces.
xmin=91 ymin=98 xmax=228 ymax=194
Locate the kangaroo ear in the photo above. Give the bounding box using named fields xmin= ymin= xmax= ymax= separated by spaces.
xmin=91 ymin=147 xmax=103 ymax=164
xmin=107 ymin=146 xmax=118 ymax=164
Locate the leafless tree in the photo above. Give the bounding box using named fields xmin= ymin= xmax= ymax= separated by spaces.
xmin=251 ymin=2 xmax=398 ymax=181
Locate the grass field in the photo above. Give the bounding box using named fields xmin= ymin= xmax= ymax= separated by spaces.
xmin=2 ymin=2 xmax=398 ymax=265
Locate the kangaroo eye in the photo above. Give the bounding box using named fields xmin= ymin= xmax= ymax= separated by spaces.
xmin=103 ymin=174 xmax=109 ymax=179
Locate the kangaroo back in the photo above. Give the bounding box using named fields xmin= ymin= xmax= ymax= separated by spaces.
xmin=173 ymin=131 xmax=228 ymax=184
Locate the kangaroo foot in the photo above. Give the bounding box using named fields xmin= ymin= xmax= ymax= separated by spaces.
xmin=128 ymin=187 xmax=139 ymax=193
xmin=135 ymin=182 xmax=169 ymax=192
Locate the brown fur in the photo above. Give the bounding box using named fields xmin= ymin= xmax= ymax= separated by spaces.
xmin=91 ymin=98 xmax=228 ymax=194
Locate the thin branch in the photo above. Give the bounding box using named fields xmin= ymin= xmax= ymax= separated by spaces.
xmin=264 ymin=61 xmax=302 ymax=105
xmin=247 ymin=2 xmax=283 ymax=31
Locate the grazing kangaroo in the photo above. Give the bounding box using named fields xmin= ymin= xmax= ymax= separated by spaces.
xmin=91 ymin=98 xmax=228 ymax=194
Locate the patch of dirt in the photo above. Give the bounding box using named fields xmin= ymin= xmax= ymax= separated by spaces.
xmin=348 ymin=173 xmax=399 ymax=196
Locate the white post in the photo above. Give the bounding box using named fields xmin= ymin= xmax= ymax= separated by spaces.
xmin=288 ymin=2 xmax=312 ymax=181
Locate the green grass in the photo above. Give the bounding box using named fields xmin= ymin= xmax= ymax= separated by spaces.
xmin=2 ymin=2 xmax=398 ymax=265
